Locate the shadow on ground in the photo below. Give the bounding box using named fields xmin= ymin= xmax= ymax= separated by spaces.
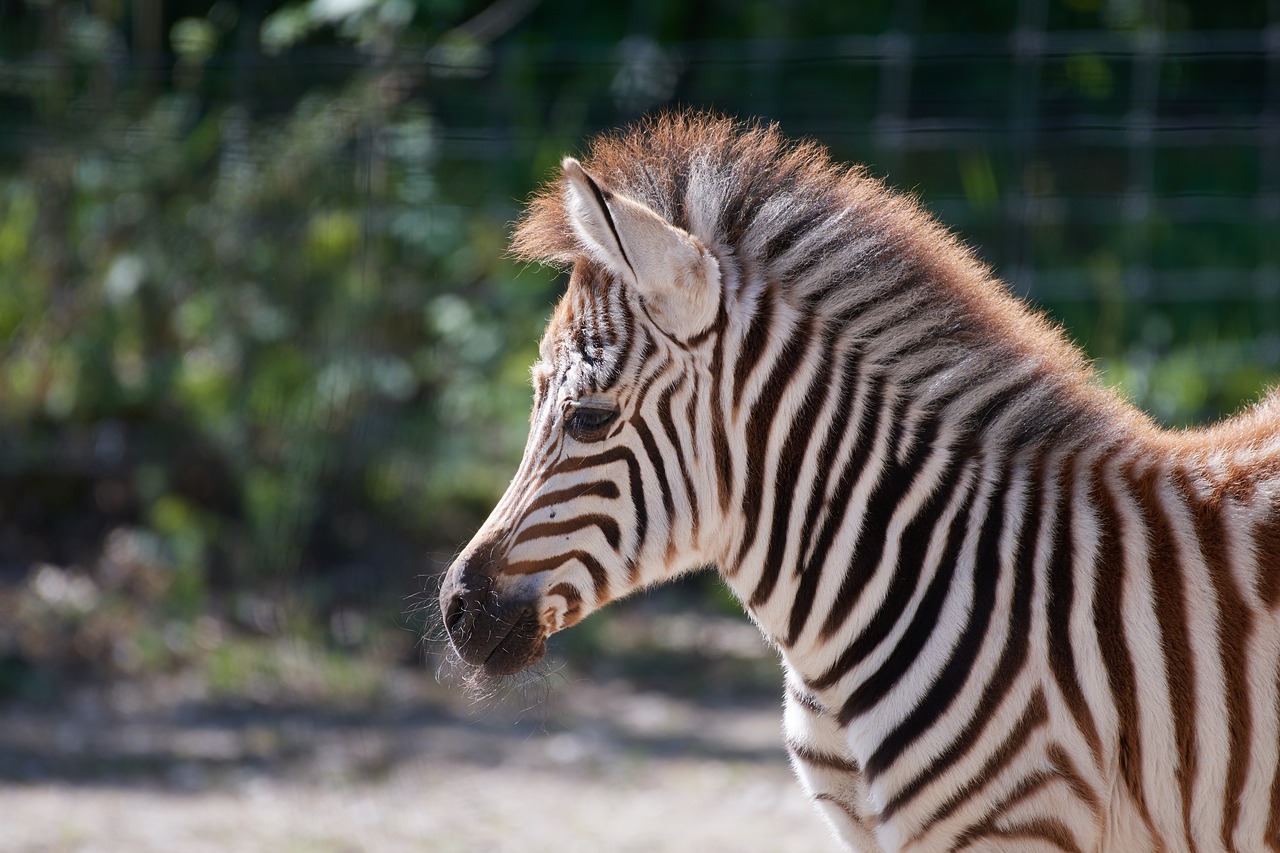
xmin=0 ymin=607 xmax=842 ymax=852
xmin=0 ymin=667 xmax=790 ymax=789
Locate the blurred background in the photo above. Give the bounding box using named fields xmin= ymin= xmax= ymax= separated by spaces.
xmin=0 ymin=0 xmax=1277 ymax=850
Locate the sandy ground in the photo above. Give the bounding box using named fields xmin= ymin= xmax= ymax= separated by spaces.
xmin=0 ymin=667 xmax=842 ymax=852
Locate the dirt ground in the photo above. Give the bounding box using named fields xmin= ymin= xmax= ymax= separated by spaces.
xmin=0 ymin=649 xmax=841 ymax=852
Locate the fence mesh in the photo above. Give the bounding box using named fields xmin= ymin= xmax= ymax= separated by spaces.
xmin=417 ymin=7 xmax=1280 ymax=424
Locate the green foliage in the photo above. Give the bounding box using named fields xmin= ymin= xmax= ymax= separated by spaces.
xmin=205 ymin=635 xmax=391 ymax=705
xmin=0 ymin=0 xmax=1276 ymax=692
xmin=0 ymin=2 xmax=554 ymax=690
xmin=0 ymin=78 xmax=535 ymax=576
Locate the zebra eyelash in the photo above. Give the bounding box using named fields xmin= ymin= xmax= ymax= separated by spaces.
xmin=563 ymin=401 xmax=619 ymax=441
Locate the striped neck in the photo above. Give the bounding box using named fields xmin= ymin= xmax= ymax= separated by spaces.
xmin=706 ymin=259 xmax=1112 ymax=691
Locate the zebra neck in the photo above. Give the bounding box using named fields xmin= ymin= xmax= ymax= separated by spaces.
xmin=717 ymin=389 xmax=1042 ymax=788
xmin=716 ymin=316 xmax=1054 ymax=647
xmin=714 ymin=286 xmax=1105 ymax=632
xmin=710 ymin=290 xmax=1115 ymax=747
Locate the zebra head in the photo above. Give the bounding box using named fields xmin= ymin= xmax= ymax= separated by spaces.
xmin=439 ymin=157 xmax=724 ymax=676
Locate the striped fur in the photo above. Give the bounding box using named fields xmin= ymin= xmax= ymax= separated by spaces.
xmin=439 ymin=113 xmax=1280 ymax=852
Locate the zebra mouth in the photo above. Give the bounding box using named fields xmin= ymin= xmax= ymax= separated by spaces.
xmin=443 ymin=586 xmax=547 ymax=676
xmin=440 ymin=557 xmax=548 ymax=676
xmin=481 ymin=607 xmax=547 ymax=676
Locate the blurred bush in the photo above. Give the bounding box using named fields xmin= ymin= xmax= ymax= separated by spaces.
xmin=0 ymin=0 xmax=1276 ymax=697
xmin=0 ymin=0 xmax=561 ymax=696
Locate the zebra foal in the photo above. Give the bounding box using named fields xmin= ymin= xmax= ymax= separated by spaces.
xmin=437 ymin=113 xmax=1280 ymax=853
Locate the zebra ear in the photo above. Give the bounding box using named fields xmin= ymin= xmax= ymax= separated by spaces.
xmin=561 ymin=158 xmax=720 ymax=339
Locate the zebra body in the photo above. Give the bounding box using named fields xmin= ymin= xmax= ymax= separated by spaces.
xmin=438 ymin=114 xmax=1280 ymax=852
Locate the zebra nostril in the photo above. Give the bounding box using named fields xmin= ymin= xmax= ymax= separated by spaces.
xmin=444 ymin=592 xmax=467 ymax=638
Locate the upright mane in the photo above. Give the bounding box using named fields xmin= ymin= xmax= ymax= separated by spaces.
xmin=513 ymin=113 xmax=854 ymax=269
xmin=513 ymin=111 xmax=1138 ymax=435
xmin=513 ymin=112 xmax=1280 ymax=452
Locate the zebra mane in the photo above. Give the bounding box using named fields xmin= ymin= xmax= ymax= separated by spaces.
xmin=514 ymin=111 xmax=890 ymax=277
xmin=514 ymin=113 xmax=1095 ymax=391
xmin=513 ymin=112 xmax=1280 ymax=448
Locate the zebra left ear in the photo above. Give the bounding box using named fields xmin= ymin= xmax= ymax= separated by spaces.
xmin=562 ymin=158 xmax=720 ymax=339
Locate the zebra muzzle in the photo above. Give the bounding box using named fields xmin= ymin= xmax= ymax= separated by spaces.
xmin=440 ymin=563 xmax=548 ymax=676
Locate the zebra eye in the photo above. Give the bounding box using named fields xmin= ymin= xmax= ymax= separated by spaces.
xmin=565 ymin=404 xmax=618 ymax=441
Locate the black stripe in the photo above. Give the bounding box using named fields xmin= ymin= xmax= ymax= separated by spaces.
xmin=787 ymin=682 xmax=829 ymax=716
xmin=1045 ymin=456 xmax=1103 ymax=765
xmin=1135 ymin=463 xmax=1198 ymax=850
xmin=1090 ymin=458 xmax=1151 ymax=828
xmin=787 ymin=372 xmax=883 ymax=646
xmin=657 ymin=376 xmax=700 ymax=537
xmin=750 ymin=330 xmax=833 ymax=608
xmin=521 ymin=481 xmax=621 ymax=519
xmin=777 ymin=234 xmax=842 ymax=286
xmin=788 ymin=740 xmax=862 ymax=775
xmin=547 ymin=446 xmax=647 ymax=561
xmin=882 ymin=456 xmax=1046 ymax=818
xmin=865 ymin=460 xmax=1011 ymax=779
xmin=818 ymin=402 xmax=948 ymax=640
xmin=709 ymin=314 xmax=734 ymax=510
xmin=505 ymin=550 xmax=611 ymax=602
xmin=516 ymin=514 xmax=622 ymax=551
xmin=830 ymin=466 xmax=975 ymax=715
xmin=633 ymin=417 xmax=675 ymax=522
xmin=624 ymin=358 xmax=677 ymax=537
xmin=733 ymin=317 xmax=812 ymax=572
xmin=732 ymin=285 xmax=774 ymax=411
xmin=760 ymin=208 xmax=829 ymax=266
xmin=794 ymin=346 xmax=859 ymax=564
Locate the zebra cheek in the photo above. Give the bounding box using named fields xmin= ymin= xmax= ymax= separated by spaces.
xmin=547 ymin=598 xmax=584 ymax=632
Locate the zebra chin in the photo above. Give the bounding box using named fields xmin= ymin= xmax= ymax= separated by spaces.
xmin=462 ymin=614 xmax=547 ymax=677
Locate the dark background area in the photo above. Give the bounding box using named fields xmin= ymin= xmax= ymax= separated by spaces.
xmin=0 ymin=0 xmax=1277 ymax=707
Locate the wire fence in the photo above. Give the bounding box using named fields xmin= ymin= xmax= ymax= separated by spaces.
xmin=0 ymin=0 xmax=1277 ymax=689
xmin=1 ymin=6 xmax=1278 ymax=426
xmin=425 ymin=8 xmax=1280 ymax=424
xmin=423 ymin=21 xmax=1280 ymax=304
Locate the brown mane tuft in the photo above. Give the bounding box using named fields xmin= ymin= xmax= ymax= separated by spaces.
xmin=513 ymin=112 xmax=1280 ymax=452
xmin=511 ymin=112 xmax=853 ymax=267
